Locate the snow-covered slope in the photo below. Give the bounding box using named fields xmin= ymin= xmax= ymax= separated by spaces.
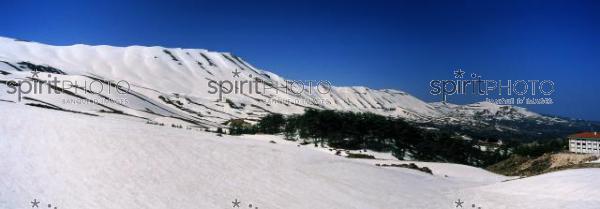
xmin=432 ymin=101 xmax=541 ymax=119
xmin=1 ymin=36 xmax=563 ymax=132
xmin=1 ymin=102 xmax=598 ymax=209
xmin=462 ymin=169 xmax=600 ymax=209
xmin=0 ymin=36 xmax=445 ymax=131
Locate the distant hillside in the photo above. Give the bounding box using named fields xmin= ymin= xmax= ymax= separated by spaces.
xmin=487 ymin=153 xmax=600 ymax=176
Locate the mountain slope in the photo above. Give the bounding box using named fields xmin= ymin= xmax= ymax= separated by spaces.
xmin=0 ymin=36 xmax=596 ymax=139
xmin=487 ymin=153 xmax=600 ymax=176
xmin=0 ymin=36 xmax=440 ymax=127
xmin=1 ymin=101 xmax=598 ymax=209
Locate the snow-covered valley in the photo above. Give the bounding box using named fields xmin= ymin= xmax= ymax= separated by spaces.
xmin=1 ymin=102 xmax=599 ymax=209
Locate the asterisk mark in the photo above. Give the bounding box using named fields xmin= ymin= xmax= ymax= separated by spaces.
xmin=455 ymin=199 xmax=464 ymax=208
xmin=30 ymin=69 xmax=40 ymax=78
xmin=454 ymin=69 xmax=465 ymax=79
xmin=31 ymin=199 xmax=40 ymax=208
xmin=232 ymin=69 xmax=241 ymax=78
xmin=232 ymin=199 xmax=241 ymax=208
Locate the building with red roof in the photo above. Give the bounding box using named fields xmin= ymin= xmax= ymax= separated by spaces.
xmin=569 ymin=132 xmax=600 ymax=154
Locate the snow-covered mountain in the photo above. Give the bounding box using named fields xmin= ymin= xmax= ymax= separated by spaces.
xmin=0 ymin=36 xmax=561 ymax=133
xmin=429 ymin=101 xmax=568 ymax=125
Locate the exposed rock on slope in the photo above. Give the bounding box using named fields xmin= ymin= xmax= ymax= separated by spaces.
xmin=487 ymin=153 xmax=600 ymax=176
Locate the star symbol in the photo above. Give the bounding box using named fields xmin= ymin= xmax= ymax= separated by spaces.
xmin=453 ymin=69 xmax=465 ymax=79
xmin=30 ymin=69 xmax=40 ymax=78
xmin=232 ymin=199 xmax=241 ymax=208
xmin=232 ymin=69 xmax=241 ymax=78
xmin=31 ymin=199 xmax=40 ymax=208
xmin=455 ymin=199 xmax=464 ymax=208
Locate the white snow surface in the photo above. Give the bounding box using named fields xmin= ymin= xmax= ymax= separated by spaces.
xmin=1 ymin=102 xmax=599 ymax=209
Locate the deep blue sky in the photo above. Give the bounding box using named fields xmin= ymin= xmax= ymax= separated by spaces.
xmin=1 ymin=0 xmax=599 ymax=120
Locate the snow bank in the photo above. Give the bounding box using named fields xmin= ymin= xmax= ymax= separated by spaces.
xmin=1 ymin=102 xmax=599 ymax=209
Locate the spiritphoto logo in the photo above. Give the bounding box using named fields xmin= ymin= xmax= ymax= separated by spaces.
xmin=429 ymin=69 xmax=555 ymax=105
xmin=264 ymin=97 xmax=332 ymax=106
xmin=207 ymin=68 xmax=332 ymax=102
xmin=5 ymin=70 xmax=131 ymax=104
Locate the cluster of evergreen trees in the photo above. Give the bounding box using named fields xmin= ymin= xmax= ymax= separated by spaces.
xmin=230 ymin=109 xmax=510 ymax=166
xmin=511 ymin=139 xmax=567 ymax=157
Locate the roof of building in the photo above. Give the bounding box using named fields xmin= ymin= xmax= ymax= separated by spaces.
xmin=569 ymin=132 xmax=600 ymax=139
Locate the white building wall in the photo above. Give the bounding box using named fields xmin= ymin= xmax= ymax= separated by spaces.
xmin=570 ymin=138 xmax=600 ymax=155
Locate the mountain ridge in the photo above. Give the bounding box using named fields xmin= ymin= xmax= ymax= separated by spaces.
xmin=0 ymin=36 xmax=595 ymax=140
